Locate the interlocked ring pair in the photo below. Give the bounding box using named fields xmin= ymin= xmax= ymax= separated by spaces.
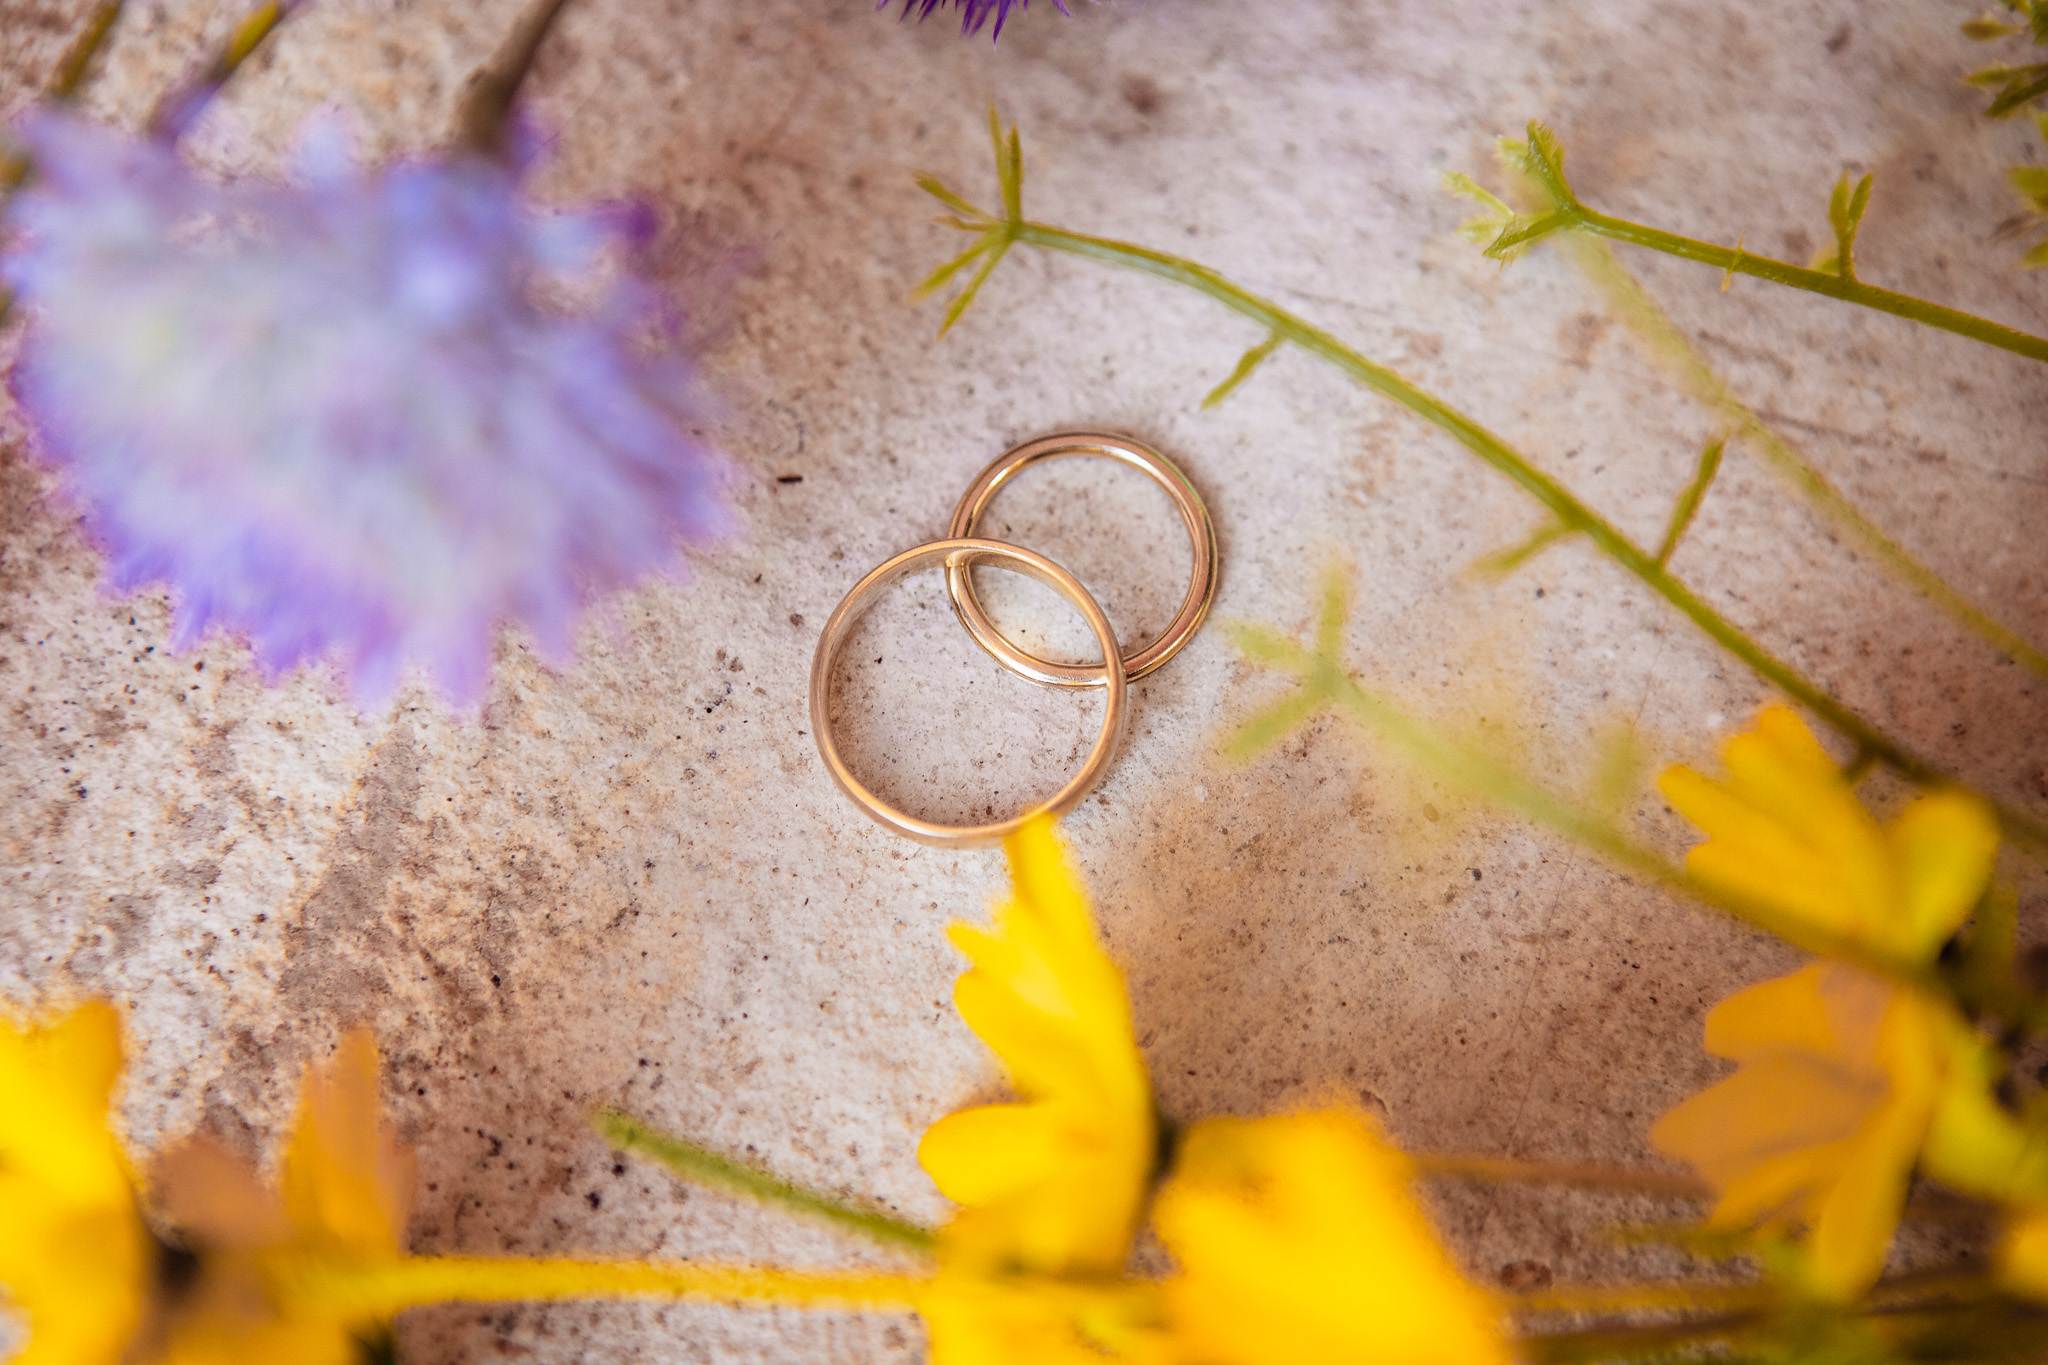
xmin=809 ymin=432 xmax=1219 ymax=847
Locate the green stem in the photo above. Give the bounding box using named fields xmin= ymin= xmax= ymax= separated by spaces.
xmin=1317 ymin=657 xmax=1927 ymax=982
xmin=0 ymin=1 xmax=127 ymax=324
xmin=1411 ymin=1151 xmax=1709 ymax=1199
xmin=296 ymin=1255 xmax=923 ymax=1318
xmin=450 ymin=0 xmax=578 ymax=157
xmin=1546 ymin=199 xmax=2048 ymax=682
xmin=1519 ymin=1311 xmax=1761 ymax=1365
xmin=594 ymin=1108 xmax=937 ymax=1254
xmin=1229 ymin=611 xmax=2048 ymax=1020
xmin=1009 ymin=218 xmax=2048 ymax=850
xmin=1570 ymin=206 xmax=2048 ymax=365
xmin=49 ymin=0 xmax=125 ymax=101
xmin=147 ymin=0 xmax=296 ymax=141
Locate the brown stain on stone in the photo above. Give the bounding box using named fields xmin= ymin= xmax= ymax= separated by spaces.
xmin=275 ymin=724 xmax=466 ymax=1030
xmin=269 ymin=733 xmax=414 ymax=1023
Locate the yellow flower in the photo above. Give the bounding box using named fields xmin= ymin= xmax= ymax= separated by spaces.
xmin=910 ymin=814 xmax=1159 ymax=1362
xmin=153 ymin=1030 xmax=414 ymax=1365
xmin=917 ymin=814 xmax=1155 ymax=1274
xmin=915 ymin=1272 xmax=1161 ymax=1365
xmin=2001 ymin=1206 xmax=2048 ymax=1302
xmin=1650 ymin=962 xmax=2015 ymax=1300
xmin=0 ymin=1001 xmax=152 ymax=1365
xmin=1658 ymin=705 xmax=1997 ymax=962
xmin=1151 ymin=1109 xmax=1510 ymax=1365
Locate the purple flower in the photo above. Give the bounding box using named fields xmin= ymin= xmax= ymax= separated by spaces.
xmin=2 ymin=112 xmax=734 ymax=705
xmin=882 ymin=0 xmax=1075 ymax=40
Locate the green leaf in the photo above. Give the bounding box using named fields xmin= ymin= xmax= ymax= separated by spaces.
xmin=1484 ymin=209 xmax=1573 ymax=259
xmin=1519 ymin=121 xmax=1577 ymax=209
xmin=2010 ymin=164 xmax=2048 ymax=210
xmin=1471 ymin=520 xmax=1572 ymax=578
xmin=1442 ymin=169 xmax=1513 ymax=218
xmin=1443 ymin=170 xmax=1546 ymax=263
xmin=1442 ymin=169 xmax=1516 ymax=241
xmin=937 ymin=239 xmax=1011 ymax=334
xmin=988 ymin=105 xmax=1024 ymax=224
xmin=1821 ymin=171 xmax=1872 ymax=280
xmin=911 ymin=237 xmax=993 ymax=302
xmin=2022 ymin=235 xmax=2048 ymax=268
xmin=1202 ymin=331 xmax=1284 ymax=408
xmin=1220 ymin=687 xmax=1326 ymax=763
xmin=1969 ymin=62 xmax=2034 ymax=88
xmin=1987 ymin=66 xmax=2048 ymax=117
xmin=916 ymin=171 xmax=988 ymax=220
xmin=594 ymin=1108 xmax=936 ymax=1253
xmin=1315 ymin=563 xmax=1350 ymax=657
xmin=1221 ymin=620 xmax=1310 ymax=668
xmin=1964 ymin=14 xmax=2023 ymax=38
xmin=1588 ymin=726 xmax=1646 ymax=816
xmin=1654 ymin=434 xmax=1726 ymax=567
xmin=1956 ymin=881 xmax=2018 ymax=1006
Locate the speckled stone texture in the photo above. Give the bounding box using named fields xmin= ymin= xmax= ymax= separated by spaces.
xmin=3 ymin=0 xmax=2046 ymax=1358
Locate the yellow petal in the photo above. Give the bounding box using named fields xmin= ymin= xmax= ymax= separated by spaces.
xmin=916 ymin=1269 xmax=1159 ymax=1365
xmin=1753 ymin=705 xmax=1841 ymax=778
xmin=281 ymin=1030 xmax=412 ymax=1261
xmin=1803 ymin=1091 xmax=1926 ymax=1299
xmin=1155 ymin=1111 xmax=1510 ymax=1365
xmin=1699 ymin=962 xmax=1847 ymax=1061
xmin=922 ymin=815 xmax=1153 ymax=1279
xmin=0 ymin=1003 xmax=150 ymax=1365
xmin=154 ymin=1135 xmax=292 ymax=1249
xmin=1888 ymin=792 xmax=1998 ymax=957
xmin=919 ymin=1104 xmax=1067 ymax=1207
xmin=2001 ymin=1206 xmax=2048 ymax=1303
xmin=1649 ymin=1056 xmax=1884 ymax=1194
xmin=1658 ymin=707 xmax=1997 ymax=964
xmin=1653 ymin=964 xmax=1966 ymax=1301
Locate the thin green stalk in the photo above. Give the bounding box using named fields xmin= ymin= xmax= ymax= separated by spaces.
xmin=451 ymin=0 xmax=578 ymax=156
xmin=1412 ymin=1151 xmax=1710 ymax=1199
xmin=911 ymin=115 xmax=2048 ymax=851
xmin=296 ymin=1255 xmax=923 ymax=1317
xmin=1486 ymin=123 xmax=2048 ymax=366
xmin=0 ymin=1 xmax=127 ymax=324
xmin=1571 ymin=208 xmax=2048 ymax=361
xmin=1222 ymin=572 xmax=2048 ymax=1024
xmin=147 ymin=0 xmax=297 ymax=141
xmin=996 ymin=230 xmax=2048 ymax=847
xmin=1473 ymin=519 xmax=1575 ymax=578
xmin=595 ymin=1108 xmax=937 ymax=1254
xmin=1520 ymin=1311 xmax=1763 ymax=1365
xmin=49 ymin=0 xmax=125 ymax=101
xmin=1531 ymin=179 xmax=2048 ymax=682
xmin=1653 ymin=435 xmax=1723 ymax=569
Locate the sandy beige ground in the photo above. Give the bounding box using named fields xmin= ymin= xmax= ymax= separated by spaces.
xmin=3 ymin=0 xmax=2046 ymax=1358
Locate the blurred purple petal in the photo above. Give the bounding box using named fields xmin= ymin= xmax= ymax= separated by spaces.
xmin=2 ymin=111 xmax=735 ymax=706
xmin=881 ymin=0 xmax=1078 ymax=40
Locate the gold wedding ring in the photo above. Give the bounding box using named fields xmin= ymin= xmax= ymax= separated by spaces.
xmin=946 ymin=432 xmax=1218 ymax=687
xmin=807 ymin=538 xmax=1128 ymax=847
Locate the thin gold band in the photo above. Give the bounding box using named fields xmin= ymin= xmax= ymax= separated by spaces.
xmin=808 ymin=538 xmax=1129 ymax=847
xmin=946 ymin=431 xmax=1218 ymax=688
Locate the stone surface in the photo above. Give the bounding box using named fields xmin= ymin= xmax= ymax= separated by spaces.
xmin=2 ymin=0 xmax=2045 ymax=1359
